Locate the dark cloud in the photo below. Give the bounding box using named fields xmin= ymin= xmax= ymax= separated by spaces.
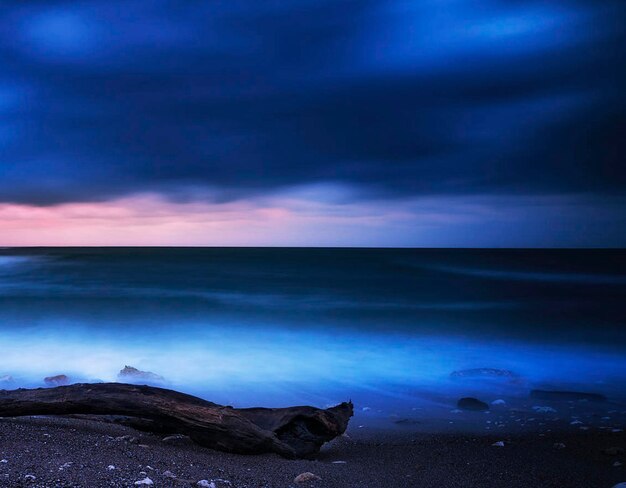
xmin=0 ymin=0 xmax=624 ymax=205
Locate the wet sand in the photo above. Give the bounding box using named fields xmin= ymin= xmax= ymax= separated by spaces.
xmin=0 ymin=416 xmax=624 ymax=487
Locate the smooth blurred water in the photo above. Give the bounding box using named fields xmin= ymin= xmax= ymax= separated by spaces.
xmin=0 ymin=248 xmax=625 ymax=412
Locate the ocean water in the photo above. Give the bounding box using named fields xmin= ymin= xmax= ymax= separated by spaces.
xmin=0 ymin=248 xmax=625 ymax=421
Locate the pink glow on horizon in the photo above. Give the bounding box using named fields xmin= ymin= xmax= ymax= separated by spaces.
xmin=1 ymin=191 xmax=617 ymax=247
xmin=0 ymin=192 xmax=427 ymax=246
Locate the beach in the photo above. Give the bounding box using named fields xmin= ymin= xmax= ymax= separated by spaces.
xmin=0 ymin=414 xmax=624 ymax=487
xmin=1 ymin=248 xmax=625 ymax=486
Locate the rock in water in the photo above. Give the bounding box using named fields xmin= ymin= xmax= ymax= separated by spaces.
xmin=118 ymin=366 xmax=164 ymax=383
xmin=44 ymin=375 xmax=69 ymax=386
xmin=457 ymin=397 xmax=489 ymax=411
xmin=294 ymin=472 xmax=321 ymax=483
xmin=530 ymin=389 xmax=606 ymax=402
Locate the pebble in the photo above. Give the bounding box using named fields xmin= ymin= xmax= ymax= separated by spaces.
xmin=163 ymin=470 xmax=176 ymax=478
xmin=294 ymin=472 xmax=322 ymax=483
xmin=107 ymin=465 xmax=116 ymax=471
xmin=491 ymin=441 xmax=505 ymax=447
xmin=134 ymin=477 xmax=154 ymax=486
xmin=162 ymin=434 xmax=193 ymax=445
xmin=197 ymin=481 xmax=216 ymax=488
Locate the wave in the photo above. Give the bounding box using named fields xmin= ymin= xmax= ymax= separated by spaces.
xmin=432 ymin=265 xmax=626 ymax=285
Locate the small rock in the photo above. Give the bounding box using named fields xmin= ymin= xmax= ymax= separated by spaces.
xmin=24 ymin=475 xmax=36 ymax=482
xmin=44 ymin=374 xmax=70 ymax=386
xmin=163 ymin=470 xmax=176 ymax=478
xmin=492 ymin=441 xmax=505 ymax=447
xmin=134 ymin=477 xmax=154 ymax=486
xmin=294 ymin=472 xmax=322 ymax=483
xmin=107 ymin=465 xmax=115 ymax=471
xmin=458 ymin=397 xmax=489 ymax=411
xmin=0 ymin=460 xmax=7 ymax=464
xmin=603 ymin=447 xmax=625 ymax=456
xmin=119 ymin=366 xmax=164 ymax=383
xmin=491 ymin=399 xmax=506 ymax=405
xmin=162 ymin=434 xmax=192 ymax=445
xmin=197 ymin=481 xmax=216 ymax=488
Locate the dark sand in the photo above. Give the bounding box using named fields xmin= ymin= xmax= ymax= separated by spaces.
xmin=0 ymin=416 xmax=625 ymax=487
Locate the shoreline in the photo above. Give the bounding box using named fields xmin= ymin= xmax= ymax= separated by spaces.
xmin=0 ymin=416 xmax=624 ymax=487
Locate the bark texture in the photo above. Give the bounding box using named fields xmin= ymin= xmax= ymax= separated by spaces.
xmin=0 ymin=383 xmax=353 ymax=458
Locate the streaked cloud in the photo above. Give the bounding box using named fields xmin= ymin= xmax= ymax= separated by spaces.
xmin=0 ymin=0 xmax=624 ymax=244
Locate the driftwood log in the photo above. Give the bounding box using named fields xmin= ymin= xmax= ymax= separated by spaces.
xmin=0 ymin=383 xmax=353 ymax=459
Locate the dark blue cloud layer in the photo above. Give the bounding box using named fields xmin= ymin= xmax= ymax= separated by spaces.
xmin=0 ymin=0 xmax=624 ymax=205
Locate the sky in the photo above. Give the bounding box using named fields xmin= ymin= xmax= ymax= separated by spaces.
xmin=0 ymin=0 xmax=624 ymax=247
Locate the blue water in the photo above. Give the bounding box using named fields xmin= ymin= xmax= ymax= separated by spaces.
xmin=0 ymin=248 xmax=625 ymax=419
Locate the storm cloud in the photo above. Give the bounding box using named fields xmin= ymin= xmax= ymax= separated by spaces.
xmin=0 ymin=0 xmax=624 ymax=210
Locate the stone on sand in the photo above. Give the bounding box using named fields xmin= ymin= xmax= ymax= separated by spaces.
xmin=134 ymin=477 xmax=154 ymax=486
xmin=162 ymin=434 xmax=192 ymax=445
xmin=197 ymin=481 xmax=216 ymax=488
xmin=294 ymin=472 xmax=321 ymax=483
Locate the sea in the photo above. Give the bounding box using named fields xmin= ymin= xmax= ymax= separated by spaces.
xmin=1 ymin=248 xmax=625 ymax=428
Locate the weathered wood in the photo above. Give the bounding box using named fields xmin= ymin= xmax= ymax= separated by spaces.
xmin=0 ymin=383 xmax=353 ymax=458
